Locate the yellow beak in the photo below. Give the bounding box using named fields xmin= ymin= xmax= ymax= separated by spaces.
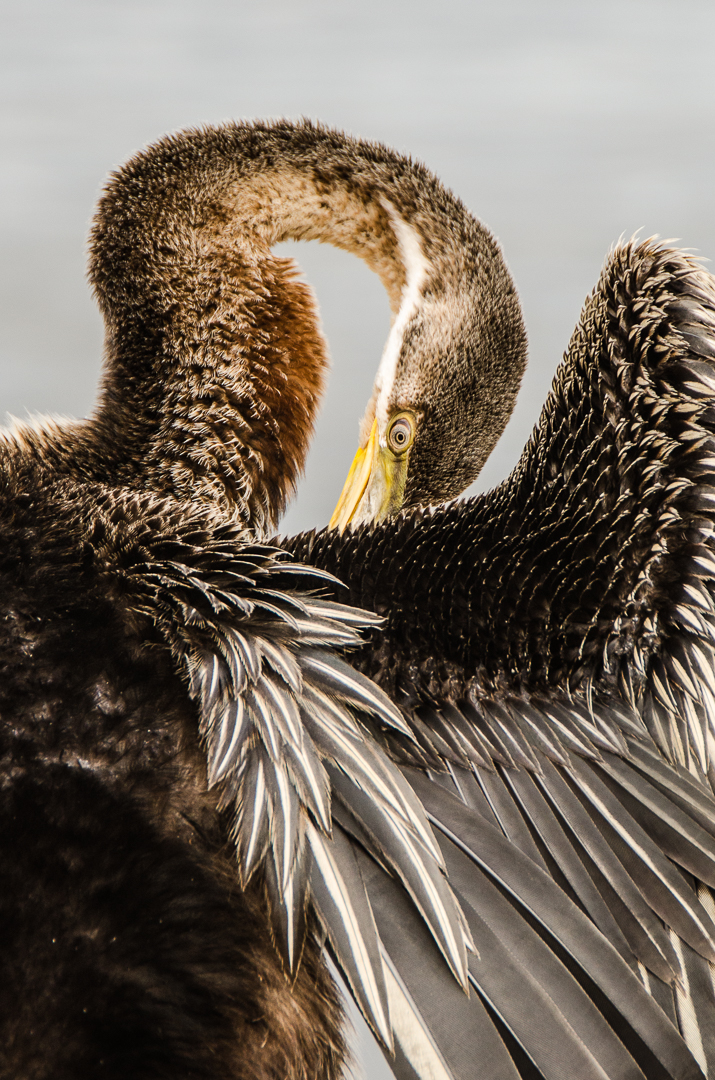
xmin=329 ymin=419 xmax=411 ymax=533
xmin=329 ymin=420 xmax=378 ymax=533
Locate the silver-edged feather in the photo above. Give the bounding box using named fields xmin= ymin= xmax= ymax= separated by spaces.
xmin=122 ymin=535 xmax=473 ymax=1050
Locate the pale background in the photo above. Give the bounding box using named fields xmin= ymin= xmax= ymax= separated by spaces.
xmin=2 ymin=1 xmax=714 ymax=1075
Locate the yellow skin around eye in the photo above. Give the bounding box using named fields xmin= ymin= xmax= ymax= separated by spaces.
xmin=329 ymin=411 xmax=416 ymax=533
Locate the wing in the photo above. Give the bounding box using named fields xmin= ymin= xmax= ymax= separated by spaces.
xmin=288 ymin=242 xmax=715 ymax=1079
xmin=97 ymin=504 xmax=472 ymax=1054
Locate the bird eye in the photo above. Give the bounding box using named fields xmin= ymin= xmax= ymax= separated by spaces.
xmin=387 ymin=413 xmax=415 ymax=454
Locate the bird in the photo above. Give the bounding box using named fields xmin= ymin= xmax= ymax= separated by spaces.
xmin=0 ymin=119 xmax=524 ymax=1080
xmin=3 ymin=118 xmax=715 ymax=1080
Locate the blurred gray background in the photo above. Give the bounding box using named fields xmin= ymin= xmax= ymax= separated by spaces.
xmin=1 ymin=1 xmax=714 ymax=1075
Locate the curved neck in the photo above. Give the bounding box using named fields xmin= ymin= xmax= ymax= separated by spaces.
xmin=50 ymin=120 xmax=496 ymax=532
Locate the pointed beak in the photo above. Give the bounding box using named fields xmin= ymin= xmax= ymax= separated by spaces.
xmin=329 ymin=419 xmax=411 ymax=533
xmin=329 ymin=420 xmax=379 ymax=532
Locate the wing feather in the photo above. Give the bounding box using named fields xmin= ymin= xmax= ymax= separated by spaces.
xmin=405 ymin=768 xmax=703 ymax=1079
xmin=354 ymin=842 xmax=521 ymax=1080
xmin=308 ymin=822 xmax=393 ymax=1048
xmin=443 ymin=840 xmax=648 ymax=1080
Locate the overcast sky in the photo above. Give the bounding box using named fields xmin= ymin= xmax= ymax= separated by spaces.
xmin=2 ymin=1 xmax=714 ymax=1074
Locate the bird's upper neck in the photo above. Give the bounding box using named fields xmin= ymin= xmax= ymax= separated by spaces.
xmin=4 ymin=121 xmax=517 ymax=533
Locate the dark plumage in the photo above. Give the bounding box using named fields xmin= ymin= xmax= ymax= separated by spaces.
xmin=297 ymin=243 xmax=715 ymax=707
xmin=4 ymin=118 xmax=715 ymax=1080
xmin=0 ymin=484 xmax=351 ymax=1079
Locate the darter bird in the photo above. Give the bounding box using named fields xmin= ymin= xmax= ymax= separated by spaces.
xmin=3 ymin=120 xmax=715 ymax=1080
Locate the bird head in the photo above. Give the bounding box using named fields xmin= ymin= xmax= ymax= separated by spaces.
xmin=330 ymin=210 xmax=527 ymax=531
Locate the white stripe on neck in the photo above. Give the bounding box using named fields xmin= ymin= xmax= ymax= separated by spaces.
xmin=373 ymin=202 xmax=430 ymax=434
